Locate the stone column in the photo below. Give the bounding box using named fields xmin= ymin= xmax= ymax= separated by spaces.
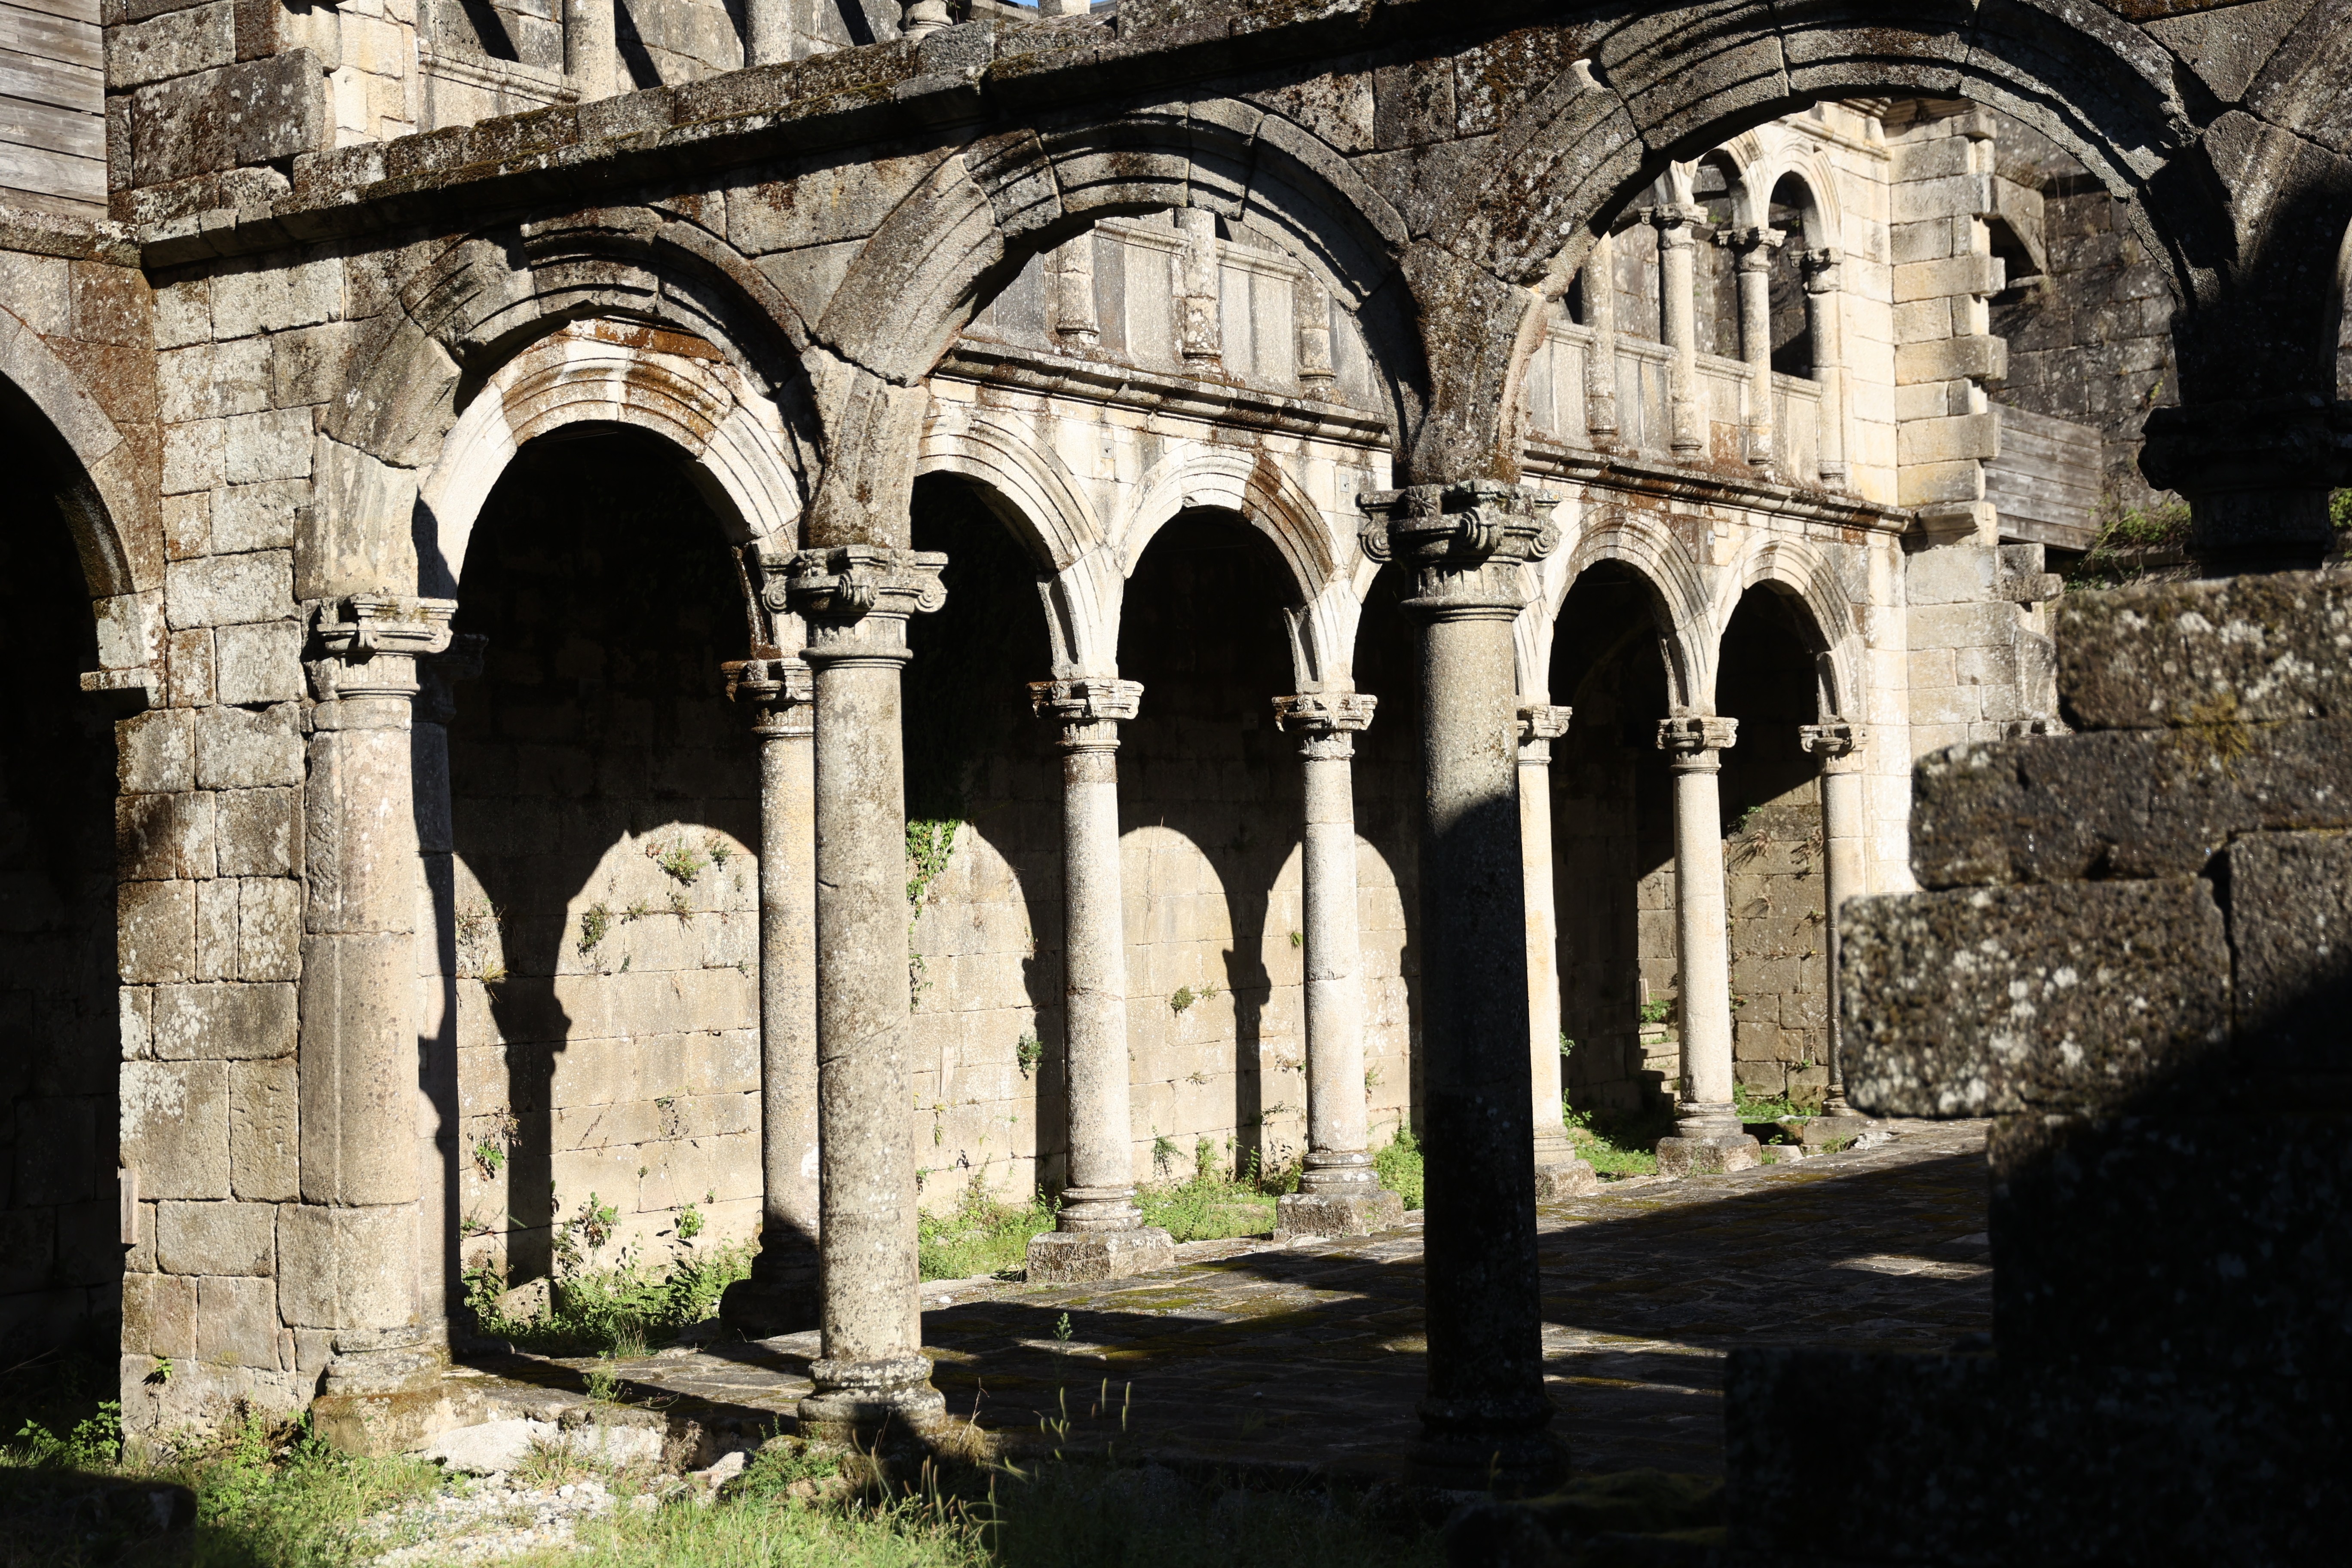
xmin=564 ymin=0 xmax=617 ymax=99
xmin=786 ymin=547 xmax=948 ymax=1437
xmin=1297 ymin=273 xmax=1337 ymax=392
xmin=1176 ymin=208 xmax=1223 ymax=368
xmin=1801 ymin=720 xmax=1869 ymax=1118
xmin=1804 ymin=249 xmax=1848 ymax=487
xmin=900 ymin=0 xmax=951 ymax=40
xmin=1053 ymin=234 xmax=1099 ymax=348
xmin=1271 ymin=692 xmax=1403 ymax=1240
xmin=744 ymin=0 xmax=786 ymax=64
xmin=1582 ymin=230 xmax=1620 ymax=442
xmin=1025 ymin=679 xmax=1176 ymax=1284
xmin=720 ymin=656 xmax=821 ymax=1334
xmin=1518 ymin=705 xmax=1598 ymax=1200
xmin=1653 ymin=716 xmax=1758 ymax=1176
xmin=411 ymin=634 xmax=482 ymax=1346
xmin=1724 ymin=225 xmax=1785 ymax=470
xmin=298 ymin=596 xmax=455 ymax=1405
xmin=1648 ymin=205 xmax=1705 ymax=459
xmin=1358 ymin=481 xmax=1565 ymax=1491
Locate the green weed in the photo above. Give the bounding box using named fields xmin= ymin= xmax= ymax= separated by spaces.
xmin=1373 ymin=1125 xmax=1425 ymax=1210
xmin=1565 ymin=1103 xmax=1672 ymax=1177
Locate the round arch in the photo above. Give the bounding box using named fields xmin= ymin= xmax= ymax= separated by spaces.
xmin=916 ymin=412 xmax=1104 ymax=572
xmin=1713 ymin=534 xmax=1863 ymax=720
xmin=1119 ymin=446 xmax=1338 ymax=610
xmin=1534 ymin=509 xmax=1712 ymax=712
xmin=0 ymin=310 xmax=159 ymax=608
xmin=416 ymin=323 xmax=803 ymax=597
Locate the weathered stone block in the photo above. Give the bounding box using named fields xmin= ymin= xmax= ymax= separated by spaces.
xmin=122 ymin=1060 xmax=230 ymax=1200
xmin=221 ymin=409 xmax=313 ymax=486
xmin=1897 ymin=412 xmax=2001 ymax=466
xmin=1896 ymin=333 xmax=2007 ymax=386
xmin=230 ymin=1057 xmax=297 ymax=1200
xmin=216 ymin=788 xmax=300 ymax=877
xmin=1843 ymin=879 xmax=2229 ymax=1117
xmin=153 ymin=982 xmax=297 ymax=1060
xmin=119 ymin=879 xmax=196 ymax=983
xmin=120 ymin=1271 xmax=196 ymax=1360
xmin=2058 ymin=570 xmax=2352 ymax=731
xmin=1275 ymin=1186 xmax=1404 ymax=1239
xmin=2220 ymin=830 xmax=2352 ymax=1071
xmin=1655 ymin=1133 xmax=1760 ymax=1176
xmin=210 ymin=481 xmax=306 ymax=555
xmin=107 ymin=3 xmax=235 ymax=90
xmin=195 ymin=704 xmax=302 ymax=789
xmin=196 ymin=877 xmax=237 ymax=979
xmin=119 ymin=709 xmax=194 ymax=794
xmin=196 ymin=1274 xmax=282 ymax=1369
xmin=1893 ymin=252 xmax=2005 ymax=303
xmin=165 ymin=551 xmax=294 ymax=631
xmin=213 ymin=618 xmax=302 ymax=707
xmin=117 ymin=791 xmax=216 ymax=882
xmin=131 ymin=51 xmax=326 ymax=186
xmin=1910 ymin=722 xmax=2352 ymax=888
xmin=275 ymin=1203 xmax=408 ymax=1329
xmin=238 ymin=879 xmax=301 ymax=981
xmin=1025 ymin=1226 xmax=1176 ymax=1285
xmin=156 ymin=1199 xmax=275 ymax=1276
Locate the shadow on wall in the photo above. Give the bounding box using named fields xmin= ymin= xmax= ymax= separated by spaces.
xmin=903 ymin=474 xmax=1062 ymax=1200
xmin=442 ymin=428 xmax=765 ymax=1308
xmin=0 ymin=421 xmax=117 ymax=1361
xmin=1349 ymin=564 xmax=1423 ymax=1141
xmin=1118 ymin=511 xmax=1303 ymax=1176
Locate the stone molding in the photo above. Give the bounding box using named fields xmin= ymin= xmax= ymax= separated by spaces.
xmin=1659 ymin=714 xmax=1738 ymax=763
xmin=1642 ymin=204 xmax=1708 ymax=244
xmin=726 ymin=655 xmax=816 ymax=739
xmin=1800 ymin=719 xmax=1860 ymax=764
xmin=1275 ymin=690 xmax=1377 ymax=760
xmin=784 ymin=546 xmax=948 ymax=662
xmin=1517 ymin=704 xmax=1573 ymax=745
xmin=1031 ymin=677 xmax=1142 ymax=751
xmin=1357 ymin=481 xmax=1561 ymax=619
xmin=1719 ymin=225 xmax=1785 ymax=269
xmin=308 ymin=596 xmax=458 ymax=704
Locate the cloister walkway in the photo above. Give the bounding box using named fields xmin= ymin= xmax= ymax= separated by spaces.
xmin=469 ymin=1121 xmax=1991 ymax=1481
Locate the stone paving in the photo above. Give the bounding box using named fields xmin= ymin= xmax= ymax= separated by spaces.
xmin=476 ymin=1121 xmax=1991 ymax=1481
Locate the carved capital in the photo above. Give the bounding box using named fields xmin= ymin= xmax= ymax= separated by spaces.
xmin=787 ymin=546 xmax=947 ymax=663
xmin=1357 ymin=482 xmax=1562 ymax=620
xmin=1802 ymin=247 xmax=1844 ymax=294
xmin=1517 ymin=704 xmax=1573 ymax=743
xmin=1719 ymin=225 xmax=1785 ymax=271
xmin=1031 ymin=677 xmax=1142 ymax=751
xmin=1274 ymin=692 xmax=1375 ymax=759
xmin=309 ymin=595 xmax=458 ymax=702
xmin=726 ymin=655 xmax=815 ymax=739
xmin=1641 ymin=203 xmax=1708 ymax=248
xmin=1658 ymin=714 xmax=1738 ymax=761
xmin=1799 ymin=719 xmax=1861 ymax=770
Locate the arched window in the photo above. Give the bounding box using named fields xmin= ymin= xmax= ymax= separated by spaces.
xmin=1768 ymin=174 xmax=1820 ymax=378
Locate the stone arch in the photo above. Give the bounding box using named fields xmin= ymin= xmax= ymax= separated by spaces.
xmin=317 ymin=211 xmax=818 ymax=603
xmin=1714 ymin=535 xmax=1862 ymax=721
xmin=916 ymin=412 xmax=1104 ymax=572
xmin=807 ymin=101 xmax=1419 ymax=548
xmin=1531 ymin=509 xmax=1709 ymax=713
xmin=415 ymin=322 xmax=804 ymax=598
xmin=0 ymin=308 xmax=159 ymax=613
xmin=1410 ymin=6 xmax=2256 ymax=483
xmin=1121 ymin=447 xmax=1335 ymax=599
xmin=1758 ymin=147 xmax=1841 ymax=254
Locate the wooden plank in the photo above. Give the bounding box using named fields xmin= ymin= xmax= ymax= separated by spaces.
xmin=0 ymin=41 xmax=100 ymax=115
xmin=0 ymin=6 xmax=99 ymax=71
xmin=0 ymin=134 xmax=101 ymax=206
xmin=0 ymin=89 xmax=100 ymax=160
xmin=0 ymin=0 xmax=98 ymax=27
xmin=0 ymin=175 xmax=102 ymax=217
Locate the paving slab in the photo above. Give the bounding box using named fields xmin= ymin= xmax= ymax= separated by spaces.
xmin=460 ymin=1121 xmax=1991 ymax=1480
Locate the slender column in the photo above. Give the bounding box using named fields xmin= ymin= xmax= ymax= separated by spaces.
xmin=1025 ymin=679 xmax=1176 ymax=1283
xmin=1519 ymin=705 xmax=1598 ymax=1200
xmin=564 ymin=0 xmax=617 ymax=99
xmin=900 ymin=1 xmax=951 ymax=39
xmin=1804 ymin=249 xmax=1849 ymax=486
xmin=1053 ymin=233 xmax=1100 ymax=348
xmin=1582 ymin=230 xmax=1620 ymax=442
xmin=1801 ymin=721 xmax=1869 ymax=1118
xmin=1359 ymin=481 xmax=1565 ymax=1492
xmin=1176 ymin=207 xmax=1223 ymax=368
xmin=1653 ymin=716 xmax=1759 ymax=1177
xmin=1297 ymin=273 xmax=1337 ymax=392
xmin=720 ymin=657 xmax=821 ymax=1334
xmin=744 ymin=0 xmax=786 ymax=65
xmin=412 ymin=635 xmax=483 ymax=1346
xmin=1648 ymin=205 xmax=1706 ymax=459
xmin=787 ymin=547 xmax=948 ymax=1438
xmin=1271 ymin=692 xmax=1403 ymax=1240
xmin=1037 ymin=0 xmax=1090 ymax=16
xmin=1724 ymin=225 xmax=1785 ymax=469
xmin=300 ymin=597 xmax=456 ymax=1409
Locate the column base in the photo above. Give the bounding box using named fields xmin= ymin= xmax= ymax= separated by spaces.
xmin=1025 ymin=1225 xmax=1176 ymax=1284
xmin=1276 ymin=1187 xmax=1404 ymax=1240
xmin=1410 ymin=1396 xmax=1568 ymax=1496
xmin=718 ymin=1262 xmax=818 ymax=1338
xmin=1655 ymin=1133 xmax=1761 ymax=1177
xmin=1534 ymin=1158 xmax=1600 ymax=1200
xmin=797 ymin=1354 xmax=948 ymax=1440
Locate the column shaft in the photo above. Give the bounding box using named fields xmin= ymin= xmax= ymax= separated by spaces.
xmin=1027 ymin=680 xmax=1174 ymax=1284
xmin=1805 ymin=250 xmax=1849 ymax=486
xmin=1360 ymin=481 xmax=1565 ymax=1492
xmin=1654 ymin=717 xmax=1758 ymax=1177
xmin=744 ymin=0 xmax=786 ymax=64
xmin=1803 ymin=721 xmax=1867 ymax=1117
xmin=1273 ymin=694 xmax=1400 ymax=1240
xmin=1518 ymin=707 xmax=1596 ymax=1200
xmin=788 ymin=548 xmax=946 ymax=1436
xmin=564 ymin=0 xmax=617 ymax=99
xmin=1730 ymin=227 xmax=1784 ymax=469
xmin=1652 ymin=207 xmax=1703 ymax=458
xmin=722 ymin=659 xmax=820 ymax=1333
xmin=1583 ymin=230 xmax=1620 ymax=441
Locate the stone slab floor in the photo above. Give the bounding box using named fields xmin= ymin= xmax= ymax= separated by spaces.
xmin=473 ymin=1121 xmax=1991 ymax=1480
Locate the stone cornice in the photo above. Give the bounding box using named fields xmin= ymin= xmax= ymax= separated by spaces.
xmin=1522 ymin=438 xmax=1914 ymax=533
xmin=936 ymin=340 xmax=1393 ymax=447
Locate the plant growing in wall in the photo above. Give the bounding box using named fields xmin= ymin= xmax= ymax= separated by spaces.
xmin=577 ymin=902 xmax=614 ymax=955
xmin=1015 ymin=1034 xmax=1044 ymax=1078
xmin=648 ymin=835 xmax=709 ymax=885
